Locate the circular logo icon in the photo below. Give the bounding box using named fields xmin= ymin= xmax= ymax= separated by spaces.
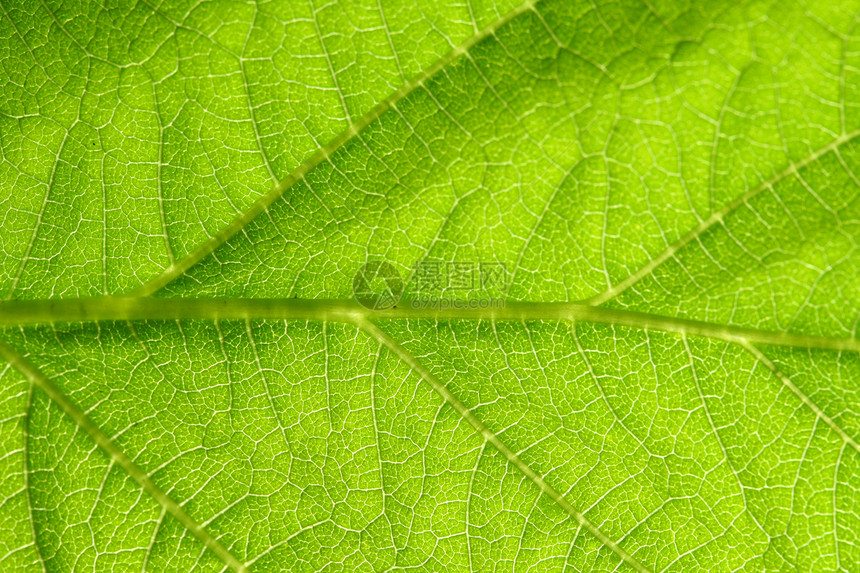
xmin=353 ymin=261 xmax=403 ymax=310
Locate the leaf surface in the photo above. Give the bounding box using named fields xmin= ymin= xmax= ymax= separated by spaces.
xmin=2 ymin=0 xmax=860 ymax=571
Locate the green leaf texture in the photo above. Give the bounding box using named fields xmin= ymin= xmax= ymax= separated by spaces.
xmin=2 ymin=0 xmax=860 ymax=571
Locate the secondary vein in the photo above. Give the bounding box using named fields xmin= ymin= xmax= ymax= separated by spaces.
xmin=0 ymin=339 xmax=251 ymax=573
xmin=353 ymin=316 xmax=653 ymax=573
xmin=129 ymin=0 xmax=542 ymax=298
xmin=586 ymin=127 xmax=860 ymax=307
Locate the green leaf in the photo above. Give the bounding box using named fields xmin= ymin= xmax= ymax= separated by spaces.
xmin=2 ymin=0 xmax=860 ymax=571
